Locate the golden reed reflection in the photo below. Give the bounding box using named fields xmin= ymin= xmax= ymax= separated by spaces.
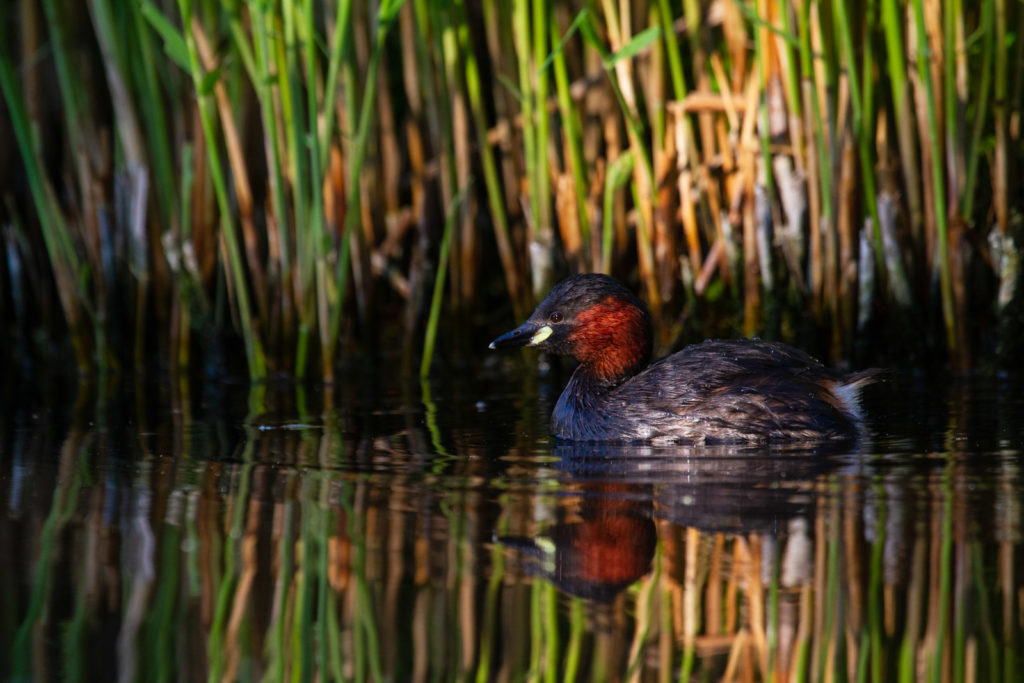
xmin=1 ymin=383 xmax=1022 ymax=682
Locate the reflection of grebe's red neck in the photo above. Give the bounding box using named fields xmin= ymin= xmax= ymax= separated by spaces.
xmin=568 ymin=297 xmax=651 ymax=382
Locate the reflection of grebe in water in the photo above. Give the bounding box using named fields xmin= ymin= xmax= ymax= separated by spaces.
xmin=499 ymin=443 xmax=846 ymax=600
xmin=498 ymin=482 xmax=657 ymax=601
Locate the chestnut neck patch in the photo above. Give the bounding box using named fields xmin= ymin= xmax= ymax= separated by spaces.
xmin=568 ymin=296 xmax=651 ymax=382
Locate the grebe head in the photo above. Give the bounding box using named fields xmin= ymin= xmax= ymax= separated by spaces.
xmin=489 ymin=273 xmax=653 ymax=382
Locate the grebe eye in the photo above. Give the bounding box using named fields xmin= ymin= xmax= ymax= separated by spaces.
xmin=549 ymin=311 xmax=563 ymax=323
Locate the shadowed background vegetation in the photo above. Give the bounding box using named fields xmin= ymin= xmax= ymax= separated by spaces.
xmin=1 ymin=0 xmax=1021 ymax=381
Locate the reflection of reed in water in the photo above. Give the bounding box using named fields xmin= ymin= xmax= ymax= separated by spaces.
xmin=2 ymin=389 xmax=1023 ymax=682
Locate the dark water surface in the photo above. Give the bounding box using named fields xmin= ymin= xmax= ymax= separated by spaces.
xmin=2 ymin=362 xmax=1024 ymax=681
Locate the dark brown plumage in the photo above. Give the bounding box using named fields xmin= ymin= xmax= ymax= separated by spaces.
xmin=490 ymin=273 xmax=877 ymax=444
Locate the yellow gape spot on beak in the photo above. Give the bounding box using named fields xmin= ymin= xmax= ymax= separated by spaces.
xmin=529 ymin=325 xmax=553 ymax=346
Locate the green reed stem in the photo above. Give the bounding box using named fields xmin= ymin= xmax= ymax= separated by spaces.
xmin=40 ymin=0 xmax=85 ymax=165
xmin=992 ymin=0 xmax=1008 ymax=234
xmin=0 ymin=89 xmax=72 ymax=281
xmin=462 ymin=2 xmax=522 ymax=315
xmin=820 ymin=491 xmax=841 ymax=682
xmin=316 ymin=476 xmax=332 ymax=679
xmin=963 ymin=0 xmax=994 ymax=219
xmin=63 ymin=538 xmax=91 ymax=682
xmin=881 ymin=0 xmax=924 ymax=240
xmin=246 ymin=3 xmax=291 ymax=299
xmin=625 ymin=550 xmax=660 ymax=681
xmin=969 ymin=542 xmax=1000 ymax=679
xmin=869 ymin=485 xmax=886 ymax=682
xmin=563 ymin=598 xmax=585 ymax=682
xmin=513 ymin=0 xmax=539 ymax=287
xmin=477 ymin=504 xmax=511 ymax=682
xmin=301 ymin=0 xmax=330 ymax=380
xmin=657 ymin=0 xmax=688 ymax=101
xmin=355 ymin=515 xmax=385 ymax=682
xmin=326 ymin=587 xmax=344 ymax=681
xmin=147 ymin=516 xmax=182 ymax=682
xmin=533 ymin=0 xmax=552 ymax=253
xmin=753 ymin=3 xmax=774 ymax=199
xmin=657 ymin=0 xmax=700 ymax=172
xmin=0 ymin=56 xmax=90 ymax=367
xmin=544 ymin=581 xmax=559 ymax=683
xmin=12 ymin=438 xmax=85 ymax=677
xmin=318 ymin=0 xmax=353 ymax=172
xmin=945 ymin=0 xmax=961 ymax=201
xmin=176 ymin=0 xmax=266 ymax=380
xmin=294 ymin=482 xmax=316 ymax=678
xmin=778 ymin=4 xmax=804 ymax=151
xmin=279 ymin=0 xmax=314 ymax=378
xmin=328 ymin=1 xmax=406 ymax=363
xmin=420 ymin=377 xmax=452 ymax=458
xmin=129 ymin=0 xmax=177 ymax=228
xmin=549 ymin=10 xmax=591 ymax=246
xmin=911 ymin=0 xmax=957 ymax=353
xmin=932 ymin=464 xmax=955 ymax=683
xmin=529 ymin=580 xmax=544 ymax=678
xmin=798 ymin=1 xmax=833 ymax=223
xmin=880 ymin=0 xmax=909 ymax=133
xmin=602 ymin=150 xmax=635 ymax=273
xmin=833 ymin=0 xmax=883 ymax=260
xmin=589 ymin=14 xmax=659 ymax=298
xmin=421 ymin=186 xmax=468 ymax=377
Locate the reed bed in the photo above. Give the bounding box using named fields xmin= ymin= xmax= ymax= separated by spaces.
xmin=1 ymin=0 xmax=1020 ymax=379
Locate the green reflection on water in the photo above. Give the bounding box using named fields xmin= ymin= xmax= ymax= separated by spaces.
xmin=1 ymin=376 xmax=1024 ymax=681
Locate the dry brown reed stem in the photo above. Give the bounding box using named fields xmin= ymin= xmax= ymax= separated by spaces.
xmin=909 ymin=11 xmax=939 ymax=277
xmin=682 ymin=526 xmax=700 ymax=647
xmin=660 ymin=522 xmax=681 ymax=638
xmin=793 ymin=18 xmax=821 ymax=312
xmin=191 ymin=19 xmax=266 ymax=311
xmin=627 ymin=573 xmax=654 ymax=683
xmin=449 ymin=63 xmax=474 ymax=306
xmin=842 ymin=487 xmax=863 ymax=632
xmin=190 ymin=108 xmax=215 ymax=288
xmin=999 ymin=539 xmax=1014 ymax=645
xmin=721 ymin=627 xmax=749 ymax=682
xmin=746 ymin=534 xmax=769 ymax=676
xmin=706 ymin=533 xmax=725 ymax=636
xmin=483 ymin=3 xmax=521 ymax=217
xmin=738 ymin=75 xmax=761 ymax=336
xmin=810 ymin=485 xmax=826 ymax=680
xmin=648 ymin=7 xmax=675 ymax=299
xmin=601 ymin=0 xmax=659 ymax=311
xmin=793 ymin=584 xmax=813 ymax=683
xmin=838 ymin=130 xmax=858 ymax=351
xmin=224 ymin=533 xmax=258 ymax=681
xmin=923 ymin=505 xmax=944 ymax=675
xmin=381 ymin=502 xmax=403 ymax=678
xmin=673 ymin=112 xmax=702 ymax=279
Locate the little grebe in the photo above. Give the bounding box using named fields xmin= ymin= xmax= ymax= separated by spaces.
xmin=490 ymin=273 xmax=877 ymax=444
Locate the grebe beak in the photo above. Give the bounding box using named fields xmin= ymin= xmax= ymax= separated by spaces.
xmin=489 ymin=321 xmax=552 ymax=349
